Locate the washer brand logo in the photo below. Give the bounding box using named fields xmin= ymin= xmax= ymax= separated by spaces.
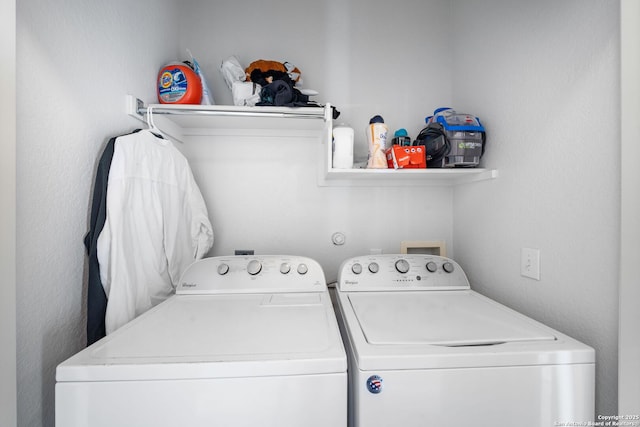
xmin=181 ymin=282 xmax=197 ymax=288
xmin=366 ymin=375 xmax=383 ymax=394
xmin=345 ymin=280 xmax=358 ymax=285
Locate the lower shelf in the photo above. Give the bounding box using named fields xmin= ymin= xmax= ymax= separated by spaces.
xmin=320 ymin=168 xmax=498 ymax=186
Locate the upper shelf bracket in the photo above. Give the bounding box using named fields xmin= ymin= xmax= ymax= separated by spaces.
xmin=125 ymin=95 xmax=330 ymax=142
xmin=124 ymin=95 xmax=497 ymax=187
xmin=126 ymin=95 xmax=146 ymax=123
xmin=126 ymin=95 xmax=330 ymax=121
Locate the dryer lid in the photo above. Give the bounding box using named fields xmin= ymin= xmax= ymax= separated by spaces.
xmin=57 ymin=293 xmax=346 ymax=382
xmin=348 ymin=290 xmax=556 ymax=346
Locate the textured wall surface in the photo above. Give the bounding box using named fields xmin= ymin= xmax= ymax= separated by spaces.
xmin=450 ymin=0 xmax=620 ymax=416
xmin=177 ymin=0 xmax=456 ymax=282
xmin=16 ymin=1 xmax=178 ymax=425
xmin=15 ymin=0 xmax=622 ymax=425
xmin=181 ymin=134 xmax=454 ymax=282
xmin=1 ymin=0 xmax=17 ymax=425
xmin=619 ymin=0 xmax=640 ymax=413
xmin=179 ymin=0 xmax=454 ymax=161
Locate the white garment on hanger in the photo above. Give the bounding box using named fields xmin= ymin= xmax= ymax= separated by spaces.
xmin=97 ymin=130 xmax=214 ymax=335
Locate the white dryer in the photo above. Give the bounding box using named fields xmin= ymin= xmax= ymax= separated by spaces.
xmin=56 ymin=255 xmax=347 ymax=427
xmin=333 ymin=254 xmax=595 ymax=427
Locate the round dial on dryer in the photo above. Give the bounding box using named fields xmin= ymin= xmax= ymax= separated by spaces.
xmin=443 ymin=262 xmax=455 ymax=273
xmin=297 ymin=263 xmax=309 ymax=275
xmin=395 ymin=259 xmax=410 ymax=274
xmin=426 ymin=261 xmax=438 ymax=273
xmin=217 ymin=263 xmax=230 ymax=275
xmin=280 ymin=262 xmax=291 ymax=274
xmin=352 ymin=263 xmax=363 ymax=274
xmin=368 ymin=262 xmax=379 ymax=273
xmin=247 ymin=260 xmax=262 ymax=275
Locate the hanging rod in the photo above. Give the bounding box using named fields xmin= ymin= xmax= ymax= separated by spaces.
xmin=140 ymin=106 xmax=326 ymax=119
xmin=129 ymin=96 xmax=329 ymax=121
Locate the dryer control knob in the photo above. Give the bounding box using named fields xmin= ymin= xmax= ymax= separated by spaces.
xmin=443 ymin=262 xmax=455 ymax=273
xmin=280 ymin=262 xmax=291 ymax=274
xmin=297 ymin=263 xmax=308 ymax=275
xmin=395 ymin=259 xmax=410 ymax=274
xmin=352 ymin=263 xmax=363 ymax=275
xmin=426 ymin=261 xmax=437 ymax=273
xmin=247 ymin=260 xmax=262 ymax=275
xmin=368 ymin=262 xmax=379 ymax=273
xmin=217 ymin=263 xmax=230 ymax=275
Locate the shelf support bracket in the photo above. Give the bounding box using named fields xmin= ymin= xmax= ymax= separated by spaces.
xmin=126 ymin=95 xmax=146 ymax=123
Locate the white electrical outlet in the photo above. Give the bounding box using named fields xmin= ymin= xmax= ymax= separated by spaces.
xmin=521 ymin=248 xmax=541 ymax=280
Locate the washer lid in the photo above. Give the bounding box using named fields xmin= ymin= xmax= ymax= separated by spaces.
xmin=57 ymin=293 xmax=346 ymax=382
xmin=348 ymin=290 xmax=556 ymax=346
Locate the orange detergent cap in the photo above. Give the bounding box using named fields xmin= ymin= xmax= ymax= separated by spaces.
xmin=157 ymin=63 xmax=202 ymax=104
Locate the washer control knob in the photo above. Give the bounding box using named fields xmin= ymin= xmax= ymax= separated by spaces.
xmin=352 ymin=263 xmax=363 ymax=275
xmin=247 ymin=260 xmax=262 ymax=275
xmin=426 ymin=261 xmax=437 ymax=273
xmin=368 ymin=262 xmax=379 ymax=273
xmin=395 ymin=259 xmax=410 ymax=274
xmin=217 ymin=263 xmax=230 ymax=275
xmin=297 ymin=263 xmax=308 ymax=275
xmin=280 ymin=262 xmax=291 ymax=274
xmin=443 ymin=262 xmax=455 ymax=273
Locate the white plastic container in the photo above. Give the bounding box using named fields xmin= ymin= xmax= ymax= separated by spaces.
xmin=332 ymin=125 xmax=354 ymax=169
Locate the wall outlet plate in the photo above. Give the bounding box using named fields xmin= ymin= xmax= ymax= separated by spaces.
xmin=521 ymin=248 xmax=540 ymax=280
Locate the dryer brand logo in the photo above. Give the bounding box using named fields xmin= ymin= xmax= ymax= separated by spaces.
xmin=345 ymin=280 xmax=359 ymax=285
xmin=181 ymin=282 xmax=197 ymax=288
xmin=366 ymin=375 xmax=383 ymax=394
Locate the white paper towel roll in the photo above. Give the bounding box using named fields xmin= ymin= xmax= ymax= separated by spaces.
xmin=332 ymin=126 xmax=354 ymax=169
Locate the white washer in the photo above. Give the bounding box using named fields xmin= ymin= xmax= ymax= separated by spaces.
xmin=56 ymin=255 xmax=347 ymax=427
xmin=334 ymin=255 xmax=595 ymax=427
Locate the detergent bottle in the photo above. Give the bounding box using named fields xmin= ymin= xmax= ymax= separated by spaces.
xmin=366 ymin=115 xmax=389 ymax=169
xmin=157 ymin=62 xmax=202 ymax=104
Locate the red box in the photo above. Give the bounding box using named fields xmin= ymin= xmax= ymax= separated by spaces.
xmin=386 ymin=145 xmax=427 ymax=169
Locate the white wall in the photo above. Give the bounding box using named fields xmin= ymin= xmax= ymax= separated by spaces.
xmin=182 ymin=134 xmax=454 ymax=281
xmin=619 ymin=0 xmax=640 ymax=414
xmin=1 ymin=0 xmax=17 ymax=425
xmin=450 ymin=0 xmax=620 ymax=416
xmin=180 ymin=2 xmax=621 ymax=416
xmin=179 ymin=0 xmax=454 ymax=163
xmin=178 ymin=0 xmax=457 ymax=281
xmin=16 ymin=1 xmax=179 ymax=425
xmin=14 ymin=0 xmax=623 ymax=425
